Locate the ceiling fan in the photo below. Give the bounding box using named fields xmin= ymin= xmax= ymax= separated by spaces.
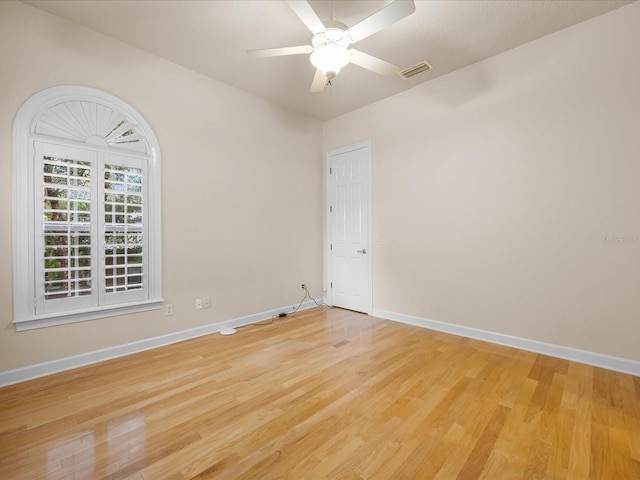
xmin=248 ymin=0 xmax=416 ymax=92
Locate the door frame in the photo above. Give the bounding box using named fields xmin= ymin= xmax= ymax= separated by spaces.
xmin=325 ymin=140 xmax=373 ymax=314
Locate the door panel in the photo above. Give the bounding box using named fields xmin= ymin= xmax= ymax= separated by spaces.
xmin=327 ymin=142 xmax=371 ymax=313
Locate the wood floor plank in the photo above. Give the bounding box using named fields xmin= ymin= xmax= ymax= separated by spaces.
xmin=456 ymin=404 xmax=510 ymax=480
xmin=1 ymin=307 xmax=639 ymax=479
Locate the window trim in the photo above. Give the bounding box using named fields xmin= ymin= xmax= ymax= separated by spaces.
xmin=12 ymin=86 xmax=162 ymax=331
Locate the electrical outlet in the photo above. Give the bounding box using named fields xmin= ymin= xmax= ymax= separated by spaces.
xmin=301 ymin=283 xmax=306 ymax=290
xmin=165 ymin=304 xmax=173 ymax=316
xmin=203 ymin=297 xmax=211 ymax=309
xmin=195 ymin=298 xmax=203 ymax=310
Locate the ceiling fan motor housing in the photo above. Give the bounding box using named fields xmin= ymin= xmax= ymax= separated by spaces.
xmin=310 ymin=27 xmax=352 ymax=78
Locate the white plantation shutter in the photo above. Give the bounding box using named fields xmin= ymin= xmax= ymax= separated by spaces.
xmin=35 ymin=143 xmax=151 ymax=314
xmin=36 ymin=143 xmax=97 ymax=314
xmin=43 ymin=158 xmax=92 ymax=299
xmin=101 ymin=156 xmax=148 ymax=305
xmin=13 ymin=86 xmax=162 ymax=330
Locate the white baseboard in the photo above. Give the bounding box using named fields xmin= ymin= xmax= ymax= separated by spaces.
xmin=0 ymin=301 xmax=317 ymax=388
xmin=372 ymin=309 xmax=640 ymax=377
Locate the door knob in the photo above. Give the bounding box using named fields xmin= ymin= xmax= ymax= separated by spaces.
xmin=357 ymin=249 xmax=367 ymax=254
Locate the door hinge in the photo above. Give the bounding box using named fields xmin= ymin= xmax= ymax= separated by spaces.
xmin=329 ymin=167 xmax=332 ymax=174
xmin=331 ymin=282 xmax=333 ymax=289
xmin=330 ymin=206 xmax=333 ymax=213
xmin=330 ymin=243 xmax=333 ymax=251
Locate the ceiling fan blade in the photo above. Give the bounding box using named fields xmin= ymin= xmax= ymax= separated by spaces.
xmin=350 ymin=50 xmax=400 ymax=77
xmin=346 ymin=0 xmax=416 ymax=43
xmin=247 ymin=45 xmax=314 ymax=58
xmin=286 ymin=0 xmax=326 ymax=34
xmin=310 ymin=69 xmax=327 ymax=92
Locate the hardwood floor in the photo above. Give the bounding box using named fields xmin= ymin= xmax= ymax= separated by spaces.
xmin=1 ymin=307 xmax=639 ymax=479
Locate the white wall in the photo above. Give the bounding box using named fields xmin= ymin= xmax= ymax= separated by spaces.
xmin=324 ymin=2 xmax=640 ymax=361
xmin=0 ymin=1 xmax=323 ymax=371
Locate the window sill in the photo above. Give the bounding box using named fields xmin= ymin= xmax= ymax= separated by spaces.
xmin=13 ymin=299 xmax=164 ymax=331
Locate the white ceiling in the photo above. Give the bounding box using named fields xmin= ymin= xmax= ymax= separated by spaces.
xmin=24 ymin=0 xmax=633 ymax=121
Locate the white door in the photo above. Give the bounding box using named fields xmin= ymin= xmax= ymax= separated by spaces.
xmin=327 ymin=141 xmax=372 ymax=313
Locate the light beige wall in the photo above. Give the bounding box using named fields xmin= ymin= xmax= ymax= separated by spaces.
xmin=0 ymin=1 xmax=323 ymax=371
xmin=323 ymin=2 xmax=640 ymax=361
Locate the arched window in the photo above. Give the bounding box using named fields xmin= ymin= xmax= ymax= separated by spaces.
xmin=12 ymin=86 xmax=162 ymax=330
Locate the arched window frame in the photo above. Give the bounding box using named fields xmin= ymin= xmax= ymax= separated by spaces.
xmin=12 ymin=86 xmax=162 ymax=331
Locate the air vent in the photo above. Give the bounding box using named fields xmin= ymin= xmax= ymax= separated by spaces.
xmin=399 ymin=60 xmax=433 ymax=79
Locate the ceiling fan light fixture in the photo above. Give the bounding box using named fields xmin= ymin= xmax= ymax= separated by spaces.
xmin=310 ymin=43 xmax=352 ymax=79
